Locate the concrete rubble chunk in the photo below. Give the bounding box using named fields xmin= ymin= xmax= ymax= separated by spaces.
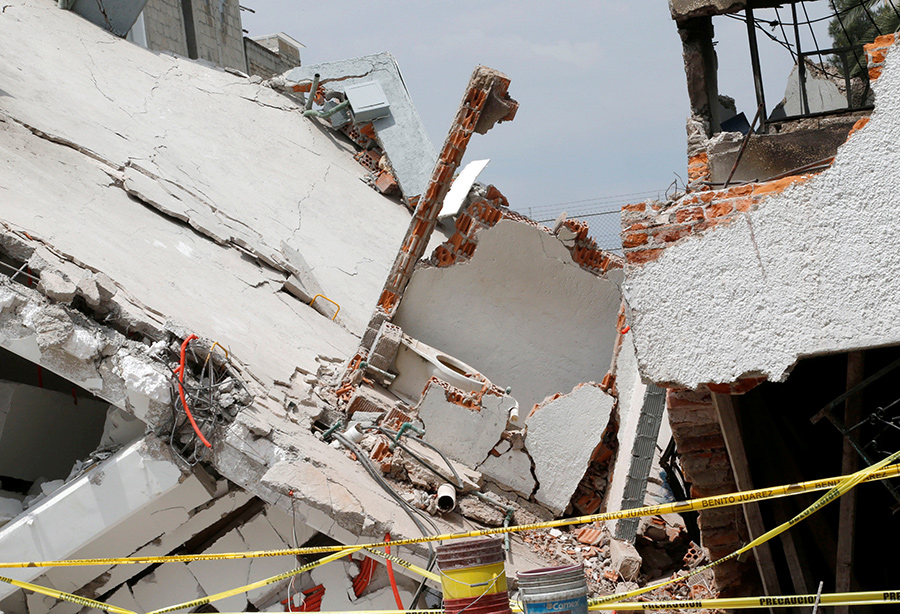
xmin=477 ymin=446 xmax=535 ymax=497
xmin=610 ymin=538 xmax=642 ymax=582
xmin=416 ymin=381 xmax=513 ymax=469
xmin=526 ymin=383 xmax=614 ymax=516
xmin=36 ymin=271 xmax=76 ymax=304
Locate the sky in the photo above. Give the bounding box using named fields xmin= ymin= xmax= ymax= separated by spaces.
xmin=240 ymin=1 xmax=837 ymax=248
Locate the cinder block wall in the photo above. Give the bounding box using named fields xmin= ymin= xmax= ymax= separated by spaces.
xmin=244 ymin=37 xmax=296 ymax=78
xmin=190 ymin=0 xmax=245 ymax=72
xmin=141 ymin=0 xmax=189 ymax=57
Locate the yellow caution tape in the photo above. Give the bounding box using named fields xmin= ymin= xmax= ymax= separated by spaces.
xmin=3 ymin=463 xmax=897 ymax=570
xmin=209 ymin=591 xmax=899 ymax=612
xmin=594 ymin=590 xmax=900 ymax=610
xmin=145 ymin=546 xmax=362 ymax=614
xmin=590 ymin=447 xmax=900 ymax=606
xmin=0 ymin=574 xmax=136 ymax=614
xmin=364 ymin=548 xmax=441 ymax=583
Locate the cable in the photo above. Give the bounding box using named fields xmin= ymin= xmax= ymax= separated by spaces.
xmin=534 ymin=209 xmax=619 ymax=224
xmin=526 ymin=189 xmax=665 ymax=216
xmin=173 ymin=334 xmax=212 ymax=449
xmin=331 ymin=432 xmax=438 ymax=551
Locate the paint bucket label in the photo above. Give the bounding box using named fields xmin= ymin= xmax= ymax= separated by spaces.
xmin=521 ymin=596 xmax=587 ymax=614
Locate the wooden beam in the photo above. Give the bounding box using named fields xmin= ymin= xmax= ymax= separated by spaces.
xmin=770 ymin=498 xmax=812 ymax=594
xmin=712 ymin=392 xmax=782 ymax=607
xmin=836 ymin=351 xmax=864 ymax=614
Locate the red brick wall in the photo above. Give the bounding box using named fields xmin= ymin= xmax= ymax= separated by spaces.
xmin=433 ymin=187 xmax=623 ymax=277
xmin=667 ymin=387 xmax=758 ymax=592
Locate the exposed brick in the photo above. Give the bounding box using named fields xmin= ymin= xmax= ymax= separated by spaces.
xmin=623 ymin=232 xmax=648 ymax=248
xmin=574 ymin=527 xmax=604 ymax=546
xmin=751 ymin=175 xmax=807 ymax=197
xmin=653 ymin=224 xmax=691 ymax=243
xmin=701 ymin=527 xmax=744 ymax=548
xmin=623 ymin=202 xmax=646 ymax=213
xmin=667 ymin=388 xmax=712 ymax=407
xmin=705 ymin=201 xmax=733 ymax=218
xmin=733 ymin=197 xmax=754 ymax=213
xmin=625 ymin=248 xmax=664 ymax=265
xmin=847 ymin=117 xmax=870 ymax=138
xmin=869 ymin=65 xmax=883 ymax=81
xmin=675 ymin=207 xmax=704 ymax=223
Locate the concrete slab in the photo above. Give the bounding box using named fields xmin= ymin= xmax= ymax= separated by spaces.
xmin=0 ymin=0 xmax=412 ymax=343
xmin=131 ymin=561 xmax=205 ymax=613
xmin=287 ymin=54 xmax=437 ymax=201
xmin=39 ymin=470 xmax=212 ymax=596
xmin=188 ymin=530 xmax=252 ymax=613
xmin=526 ymin=383 xmax=614 ymax=516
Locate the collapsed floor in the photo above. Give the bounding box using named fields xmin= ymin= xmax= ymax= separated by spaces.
xmin=0 ymin=0 xmax=710 ymax=612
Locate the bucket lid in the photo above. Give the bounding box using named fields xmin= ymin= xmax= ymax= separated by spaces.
xmin=516 ymin=564 xmax=587 ymax=593
xmin=437 ymin=537 xmax=505 ymax=570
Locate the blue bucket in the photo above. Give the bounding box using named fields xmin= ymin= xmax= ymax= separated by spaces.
xmin=516 ymin=565 xmax=588 ymax=614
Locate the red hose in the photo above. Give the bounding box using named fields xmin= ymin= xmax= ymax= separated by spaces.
xmin=173 ymin=334 xmax=211 ymax=448
xmin=384 ymin=533 xmax=404 ymax=609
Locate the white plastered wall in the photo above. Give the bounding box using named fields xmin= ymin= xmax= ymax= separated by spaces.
xmin=394 ymin=220 xmax=622 ymax=412
xmin=624 ymin=45 xmax=900 ymax=389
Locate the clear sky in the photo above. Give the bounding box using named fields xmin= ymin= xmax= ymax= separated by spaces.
xmin=240 ymin=1 xmax=835 ymax=246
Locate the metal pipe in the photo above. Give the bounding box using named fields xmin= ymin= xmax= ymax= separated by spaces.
xmin=321 ymin=420 xmax=342 ymax=442
xmin=395 ymin=422 xmax=425 ymax=444
xmin=745 ymin=8 xmax=768 ymax=133
xmin=723 ymin=103 xmax=764 ymax=189
xmin=791 ymin=3 xmax=809 ymax=116
xmin=304 ymin=73 xmax=320 ymax=111
xmin=471 ymin=491 xmax=515 ymax=551
xmin=303 ymin=99 xmax=350 ymax=120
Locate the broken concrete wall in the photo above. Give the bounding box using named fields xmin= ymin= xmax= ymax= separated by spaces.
xmin=622 ymin=35 xmax=900 ymax=389
xmin=526 ymin=383 xmax=614 ymax=516
xmin=395 ymin=219 xmax=622 ymax=413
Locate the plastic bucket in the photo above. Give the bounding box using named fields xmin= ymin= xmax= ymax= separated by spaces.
xmin=437 ymin=537 xmax=509 ymax=600
xmin=516 ymin=565 xmax=588 ymax=614
xmin=444 ymin=592 xmax=512 ymax=614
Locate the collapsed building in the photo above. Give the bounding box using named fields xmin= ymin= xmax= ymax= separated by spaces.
xmin=0 ymin=0 xmax=897 ymax=612
xmin=0 ymin=1 xmax=685 ymax=613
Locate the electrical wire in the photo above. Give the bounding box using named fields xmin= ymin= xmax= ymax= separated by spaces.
xmin=331 ymin=429 xmax=440 ymax=610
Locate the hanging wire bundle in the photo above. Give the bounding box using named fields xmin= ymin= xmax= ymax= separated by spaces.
xmin=160 ymin=337 xmax=242 ymax=465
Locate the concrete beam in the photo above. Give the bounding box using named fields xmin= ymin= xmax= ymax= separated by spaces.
xmin=0 ymin=436 xmax=186 ymax=600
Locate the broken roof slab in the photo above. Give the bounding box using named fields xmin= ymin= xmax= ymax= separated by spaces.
xmin=623 ymin=45 xmax=900 ymax=389
xmin=0 ymin=0 xmax=413 ymax=342
xmin=286 ymin=53 xmax=437 ymax=201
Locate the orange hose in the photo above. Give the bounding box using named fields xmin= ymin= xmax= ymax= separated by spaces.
xmin=384 ymin=533 xmax=404 ymax=609
xmin=174 ymin=334 xmax=212 ymax=448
